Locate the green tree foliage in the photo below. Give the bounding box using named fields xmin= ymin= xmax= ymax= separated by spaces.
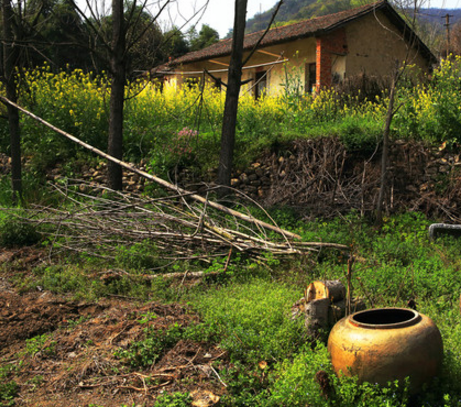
xmin=245 ymin=0 xmax=373 ymax=34
xmin=39 ymin=0 xmax=90 ymax=70
xmin=126 ymin=15 xmax=166 ymax=74
xmin=1 ymin=0 xmax=91 ymax=70
xmin=0 ymin=0 xmax=174 ymax=73
xmin=188 ymin=24 xmax=219 ymax=51
xmin=162 ymin=27 xmax=190 ymax=59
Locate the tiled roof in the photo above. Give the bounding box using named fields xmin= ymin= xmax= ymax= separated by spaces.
xmin=165 ymin=0 xmax=435 ymax=67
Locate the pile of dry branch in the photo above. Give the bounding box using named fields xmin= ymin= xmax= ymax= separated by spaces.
xmin=16 ymin=180 xmax=347 ymax=269
xmin=0 ymin=97 xmax=349 ymax=269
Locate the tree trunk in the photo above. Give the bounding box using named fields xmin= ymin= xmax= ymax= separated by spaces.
xmin=304 ymin=298 xmax=330 ymax=338
xmin=2 ymin=0 xmax=22 ymax=202
xmin=375 ymin=74 xmax=397 ymax=227
xmin=217 ymin=0 xmax=248 ymax=197
xmin=305 ymin=280 xmax=346 ymax=303
xmin=107 ymin=0 xmax=126 ymax=191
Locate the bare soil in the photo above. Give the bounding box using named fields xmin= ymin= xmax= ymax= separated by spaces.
xmin=0 ymin=248 xmax=227 ymax=407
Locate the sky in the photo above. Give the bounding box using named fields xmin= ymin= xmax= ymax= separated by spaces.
xmin=161 ymin=0 xmax=461 ymax=38
xmin=161 ymin=0 xmax=280 ymax=37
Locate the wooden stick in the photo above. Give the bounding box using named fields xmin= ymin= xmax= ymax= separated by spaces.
xmin=0 ymin=96 xmax=301 ymax=240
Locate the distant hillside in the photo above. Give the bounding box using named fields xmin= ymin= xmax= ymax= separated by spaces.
xmin=242 ymin=0 xmax=461 ymax=54
xmin=412 ymin=7 xmax=461 ymax=26
xmin=244 ymin=1 xmax=461 ymax=37
xmin=245 ymin=0 xmax=359 ymax=33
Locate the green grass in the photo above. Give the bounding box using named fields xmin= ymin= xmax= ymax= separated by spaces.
xmin=4 ymin=60 xmax=461 ymax=405
xmin=0 ymin=364 xmax=19 ymax=406
xmin=4 ymin=194 xmax=461 ymax=405
xmin=178 ymin=211 xmax=461 ymax=406
xmin=6 ymin=202 xmax=461 ymax=406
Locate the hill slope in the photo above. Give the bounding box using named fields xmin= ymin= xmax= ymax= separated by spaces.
xmin=244 ymin=0 xmax=461 ymax=45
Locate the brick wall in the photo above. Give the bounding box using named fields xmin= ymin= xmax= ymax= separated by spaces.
xmin=316 ymin=28 xmax=348 ymax=89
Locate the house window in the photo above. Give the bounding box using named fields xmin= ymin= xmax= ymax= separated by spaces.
xmin=254 ymin=71 xmax=267 ymax=100
xmin=305 ymin=63 xmax=316 ymax=93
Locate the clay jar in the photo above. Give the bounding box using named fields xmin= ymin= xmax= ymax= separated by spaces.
xmin=327 ymin=308 xmax=443 ymax=393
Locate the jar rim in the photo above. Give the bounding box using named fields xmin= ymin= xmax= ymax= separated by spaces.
xmin=349 ymin=307 xmax=421 ymax=329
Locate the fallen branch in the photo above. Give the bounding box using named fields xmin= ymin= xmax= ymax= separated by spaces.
xmin=14 ymin=179 xmax=348 ymax=263
xmin=0 ymin=96 xmax=301 ymax=240
xmin=101 ymin=269 xmax=220 ymax=280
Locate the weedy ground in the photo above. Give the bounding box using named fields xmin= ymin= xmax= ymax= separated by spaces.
xmin=3 ymin=60 xmax=461 ymax=406
xmin=2 ymin=209 xmax=461 ymax=407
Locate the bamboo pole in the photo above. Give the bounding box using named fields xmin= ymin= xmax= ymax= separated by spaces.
xmin=0 ymin=96 xmax=306 ymax=240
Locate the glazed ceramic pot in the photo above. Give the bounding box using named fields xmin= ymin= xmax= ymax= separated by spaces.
xmin=327 ymin=308 xmax=443 ymax=393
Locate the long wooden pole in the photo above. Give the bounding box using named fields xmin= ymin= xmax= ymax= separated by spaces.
xmin=0 ymin=96 xmax=305 ymax=240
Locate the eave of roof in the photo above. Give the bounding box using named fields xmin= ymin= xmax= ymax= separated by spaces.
xmin=164 ymin=0 xmax=436 ymax=68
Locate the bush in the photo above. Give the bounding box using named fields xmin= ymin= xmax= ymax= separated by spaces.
xmin=0 ymin=216 xmax=41 ymax=247
xmin=0 ymin=365 xmax=19 ymax=406
xmin=339 ymin=116 xmax=381 ymax=155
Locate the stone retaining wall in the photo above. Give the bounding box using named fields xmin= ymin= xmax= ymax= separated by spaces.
xmin=1 ymin=140 xmax=460 ymax=217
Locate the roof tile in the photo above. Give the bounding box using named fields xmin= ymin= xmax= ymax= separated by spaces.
xmin=161 ymin=0 xmax=435 ymax=68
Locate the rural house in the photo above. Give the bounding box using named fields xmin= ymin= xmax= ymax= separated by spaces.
xmin=154 ymin=0 xmax=436 ymax=97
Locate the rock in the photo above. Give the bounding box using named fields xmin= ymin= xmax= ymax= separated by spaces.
xmin=191 ymin=390 xmax=220 ymax=407
xmin=231 ymin=178 xmax=240 ymax=187
xmin=261 ymin=176 xmax=271 ymax=185
xmin=239 ymin=173 xmax=248 ymax=184
xmin=439 ymin=166 xmax=450 ymax=173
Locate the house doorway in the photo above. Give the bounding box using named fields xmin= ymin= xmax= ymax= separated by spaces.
xmin=254 ymin=71 xmax=267 ymax=99
xmin=305 ymin=63 xmax=316 ymax=93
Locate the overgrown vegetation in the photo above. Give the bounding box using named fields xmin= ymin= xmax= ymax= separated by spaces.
xmin=2 ymin=57 xmax=460 ymax=189
xmin=2 ymin=210 xmax=461 ymax=406
xmin=3 ymin=58 xmax=461 ymax=406
xmin=0 ymin=364 xmax=19 ymax=406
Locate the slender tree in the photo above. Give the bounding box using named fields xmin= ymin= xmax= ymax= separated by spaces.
xmin=375 ymin=0 xmax=430 ymax=226
xmin=105 ymin=0 xmax=125 ymax=190
xmin=2 ymin=0 xmax=22 ymax=201
xmin=375 ymin=61 xmax=400 ymax=226
xmin=69 ymin=0 xmax=208 ymax=189
xmin=66 ymin=0 xmax=168 ymax=189
xmin=217 ymin=0 xmax=283 ymax=197
xmin=216 ymin=0 xmax=247 ymax=196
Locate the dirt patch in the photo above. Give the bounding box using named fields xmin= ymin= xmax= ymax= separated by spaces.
xmin=0 ymin=252 xmax=227 ymax=406
xmin=0 ymin=291 xmax=107 ymax=348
